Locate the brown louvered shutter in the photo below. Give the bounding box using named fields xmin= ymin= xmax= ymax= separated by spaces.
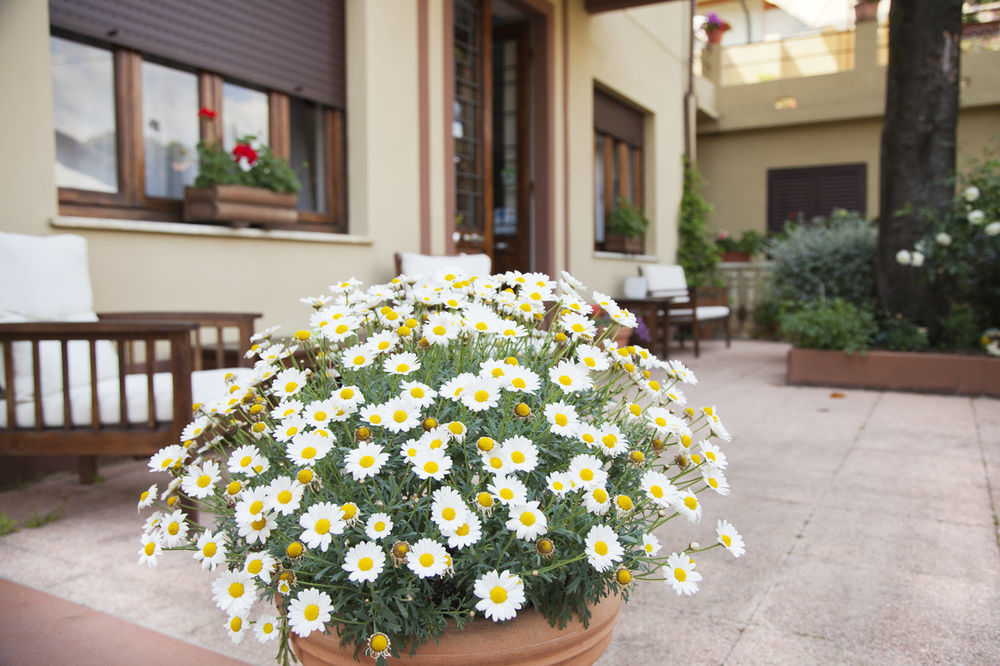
xmin=49 ymin=0 xmax=345 ymax=109
xmin=767 ymin=163 xmax=866 ymax=231
xmin=594 ymin=89 xmax=643 ymax=147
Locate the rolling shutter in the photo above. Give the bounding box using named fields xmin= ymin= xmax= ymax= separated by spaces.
xmin=767 ymin=163 xmax=866 ymax=232
xmin=49 ymin=0 xmax=345 ymax=109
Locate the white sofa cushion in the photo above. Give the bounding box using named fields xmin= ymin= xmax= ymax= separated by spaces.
xmin=638 ymin=264 xmax=690 ymax=302
xmin=670 ymin=305 xmax=731 ymax=322
xmin=398 ymin=252 xmax=492 ymax=279
xmin=0 ymin=232 xmax=119 ymax=402
xmin=0 ymin=367 xmax=244 ymax=429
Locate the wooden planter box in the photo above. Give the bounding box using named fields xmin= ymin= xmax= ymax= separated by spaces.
xmin=183 ymin=185 xmax=298 ymax=227
xmin=720 ymin=250 xmax=752 ymax=262
xmin=604 ymin=234 xmax=644 ymax=254
xmin=786 ymin=348 xmax=1000 ymax=396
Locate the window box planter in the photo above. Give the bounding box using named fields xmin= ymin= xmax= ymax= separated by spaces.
xmin=786 ymin=348 xmax=1000 ymax=396
xmin=720 ymin=250 xmax=752 ymax=262
xmin=183 ymin=185 xmax=298 ymax=227
xmin=603 ymin=234 xmax=644 ymax=254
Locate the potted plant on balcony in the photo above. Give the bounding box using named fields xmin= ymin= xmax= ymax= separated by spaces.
xmin=135 ymin=269 xmax=746 ymax=665
xmin=703 ymin=12 xmax=731 ymax=45
xmin=604 ymin=197 xmax=650 ymax=254
xmin=855 ymin=0 xmax=879 ymax=22
xmin=183 ymin=107 xmax=302 ymax=227
xmin=716 ymin=229 xmax=768 ymax=262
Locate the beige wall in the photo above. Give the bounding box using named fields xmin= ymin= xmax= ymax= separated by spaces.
xmin=0 ymin=0 xmax=693 ymax=331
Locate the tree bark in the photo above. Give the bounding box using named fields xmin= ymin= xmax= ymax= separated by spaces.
xmin=877 ymin=0 xmax=963 ymax=321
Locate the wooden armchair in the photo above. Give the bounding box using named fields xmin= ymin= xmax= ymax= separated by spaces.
xmin=639 ymin=264 xmax=731 ymax=357
xmin=0 ymin=232 xmax=260 ymax=482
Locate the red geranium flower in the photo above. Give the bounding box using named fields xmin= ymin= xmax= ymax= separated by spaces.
xmin=198 ymin=107 xmax=217 ymax=119
xmin=232 ymin=143 xmax=259 ymax=166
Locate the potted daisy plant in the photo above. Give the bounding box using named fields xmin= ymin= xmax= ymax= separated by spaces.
xmin=136 ymin=269 xmax=745 ymax=664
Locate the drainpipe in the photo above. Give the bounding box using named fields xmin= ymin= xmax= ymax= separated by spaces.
xmin=683 ymin=0 xmax=695 ymax=161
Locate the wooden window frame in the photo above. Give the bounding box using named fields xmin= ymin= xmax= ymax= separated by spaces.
xmin=54 ymin=35 xmax=347 ymax=233
xmin=595 ymin=131 xmax=644 ymax=250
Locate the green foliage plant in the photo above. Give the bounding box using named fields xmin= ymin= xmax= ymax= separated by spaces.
xmin=0 ymin=513 xmax=18 ymax=536
xmin=779 ymin=298 xmax=876 ymax=354
xmin=194 ymin=108 xmax=301 ymax=194
xmin=678 ymin=157 xmax=721 ymax=288
xmin=873 ymin=313 xmax=930 ymax=352
xmin=605 ymin=197 xmax=650 ymax=239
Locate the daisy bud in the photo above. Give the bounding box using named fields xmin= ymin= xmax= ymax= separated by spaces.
xmin=514 ymin=402 xmax=531 ymax=418
xmin=286 ymin=541 xmax=304 ymax=559
xmin=675 ymin=454 xmax=689 ymax=468
xmin=505 ymin=356 xmax=519 ymax=365
xmin=532 ymin=569 xmax=539 ymax=576
xmin=405 ymin=318 xmax=419 ymax=329
xmin=226 ymin=480 xmax=242 ymax=496
xmin=554 ymin=331 xmax=568 ymax=342
xmin=355 ymin=426 xmax=372 ymax=442
xmin=166 ymin=495 xmax=179 ymax=507
xmin=615 ymin=567 xmax=632 ymax=586
xmin=535 ymin=538 xmax=555 ymax=559
xmin=422 ymin=417 xmax=439 ymax=431
xmin=391 ymin=541 xmax=411 ymax=565
xmin=628 ymin=450 xmax=646 ymax=466
xmin=477 ymin=437 xmax=496 ymax=452
xmin=294 ymin=330 xmax=311 ymax=341
xmin=650 ymin=438 xmax=664 ymax=452
xmin=191 ymin=402 xmax=202 ymax=412
xmin=689 ymin=541 xmax=700 ymax=551
xmin=296 ymin=468 xmax=314 ymax=485
xmin=398 ymin=325 xmax=412 ymax=337
xmin=248 ymin=403 xmax=264 ymax=415
xmin=418 ymin=336 xmax=430 ymax=348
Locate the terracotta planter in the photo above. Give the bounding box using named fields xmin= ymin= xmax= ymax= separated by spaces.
xmin=786 ymin=348 xmax=1000 ymax=396
xmin=290 ymin=595 xmax=624 ymax=665
xmin=183 ymin=184 xmax=298 ymax=226
xmin=720 ymin=250 xmax=751 ymax=262
xmin=706 ymin=29 xmax=724 ymax=45
xmin=604 ymin=234 xmax=644 ymax=255
xmin=854 ymin=2 xmax=878 ymax=22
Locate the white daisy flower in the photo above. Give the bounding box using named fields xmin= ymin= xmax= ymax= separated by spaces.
xmin=319 ymin=314 xmax=360 ymax=343
xmin=576 ymin=421 xmax=601 ymax=449
xmin=399 ymin=380 xmax=437 ymax=408
xmin=343 ymin=541 xmax=387 ymax=583
xmin=243 ymin=551 xmax=278 ymax=583
xmin=381 ymin=397 xmax=423 ymax=433
xmin=212 ymin=569 xmax=255 ymax=616
xmin=505 ymin=501 xmax=548 ymax=540
xmin=287 ymin=588 xmax=334 ymax=638
xmin=641 ymin=533 xmax=662 ymax=557
xmin=459 ymin=376 xmax=503 ymax=412
xmin=271 ymin=367 xmax=309 ymax=398
xmin=439 ymin=372 xmax=475 ymax=401
xmin=568 ymin=453 xmax=608 ymax=490
xmin=501 ymin=436 xmax=539 ymax=474
xmin=270 ymin=400 xmax=303 ymax=420
xmin=561 ymin=312 xmax=597 ymax=339
xmin=423 ymin=312 xmax=461 ymax=345
xmin=160 ymin=509 xmax=189 ymax=547
xmin=407 ymin=538 xmax=449 ymax=578
xmin=299 ymin=502 xmax=346 ymax=552
xmin=473 ymin=570 xmax=526 ymax=622
xmin=664 ymin=386 xmax=688 ymax=406
xmin=365 ymin=512 xmax=394 ymax=541
xmin=700 ymin=441 xmax=728 ymax=469
xmin=583 ymin=487 xmax=612 ymax=515
xmin=411 ymin=447 xmax=452 ymax=481
xmin=543 ymin=401 xmax=580 ymax=436
xmin=502 ymin=365 xmax=541 ymax=394
xmin=137 ymin=483 xmax=157 ymax=512
xmin=358 ymin=403 xmax=389 ymax=429
xmin=265 ymin=476 xmax=305 ymax=516
xmin=481 ymin=448 xmax=510 ymax=475
xmin=253 ymin=615 xmax=280 ymax=643
xmin=498 ymin=319 xmax=528 ymax=339
xmin=226 ymin=614 xmax=248 ymax=644
xmin=384 ymin=351 xmax=420 ymax=376
xmin=419 ymin=426 xmax=451 ymax=451
xmin=548 ymin=360 xmax=594 ymax=393
xmin=674 ymin=490 xmax=703 ymax=522
xmin=968 ymin=209 xmax=985 ymax=225
xmin=237 ymin=509 xmax=277 ymax=546
xmin=180 ymin=415 xmax=210 ymax=442
xmin=986 ymin=221 xmax=1000 ymax=236
xmin=193 ymin=529 xmax=227 ymax=571
xmin=487 ymin=474 xmax=528 ymax=506
xmin=702 ymin=468 xmax=731 ymax=495
xmin=334 ymin=385 xmax=366 ymax=408
xmin=545 ymin=471 xmax=575 ymax=496
xmin=342 ymin=344 xmax=375 ymax=371
xmin=665 ymin=552 xmax=702 ymax=596
xmin=640 ymin=470 xmax=678 ymax=508
xmin=302 ymin=400 xmax=336 ymax=429
xmin=273 ymin=416 xmax=306 ymax=443
xmin=964 ymin=185 xmax=980 ymax=202
xmin=596 ymin=424 xmax=628 ymax=457
xmin=716 ymin=519 xmax=746 ymax=558
xmin=584 ymin=524 xmax=624 ymax=572
xmin=180 ymin=460 xmax=221 ymax=499
xmin=344 ymin=441 xmax=390 ymax=480
xmin=431 ymin=486 xmax=471 ymax=533
xmin=138 ymin=533 xmax=162 ymax=568
xmin=668 ymin=359 xmax=698 ymax=384
xmin=445 ymin=512 xmax=483 ymax=549
xmin=575 ymin=343 xmax=611 ymax=372
xmin=148 ymin=444 xmax=187 ymax=473
xmin=286 ymin=432 xmax=334 ymax=467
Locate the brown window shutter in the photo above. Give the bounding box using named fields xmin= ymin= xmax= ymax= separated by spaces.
xmin=594 ymin=89 xmax=643 ymax=148
xmin=49 ymin=0 xmax=345 ymax=109
xmin=768 ymin=163 xmax=866 ymax=232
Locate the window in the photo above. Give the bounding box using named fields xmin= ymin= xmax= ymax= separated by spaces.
xmin=594 ymin=88 xmax=644 ymax=250
xmin=767 ymin=163 xmax=867 ymax=232
xmin=48 ymin=0 xmax=346 ymax=231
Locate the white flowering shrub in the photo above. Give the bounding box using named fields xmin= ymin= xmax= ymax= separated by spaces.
xmin=896 ymin=156 xmax=1000 ymax=350
xmin=136 ymin=270 xmax=743 ymax=663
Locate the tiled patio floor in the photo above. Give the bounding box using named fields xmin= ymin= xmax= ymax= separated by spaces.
xmin=1 ymin=340 xmax=998 ymax=664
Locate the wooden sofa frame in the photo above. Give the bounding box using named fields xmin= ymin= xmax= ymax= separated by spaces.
xmin=0 ymin=311 xmax=259 ymax=483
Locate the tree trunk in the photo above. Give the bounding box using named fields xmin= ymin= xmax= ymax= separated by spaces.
xmin=877 ymin=0 xmax=962 ymax=322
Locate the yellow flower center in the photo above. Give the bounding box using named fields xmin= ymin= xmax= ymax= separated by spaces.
xmin=651 ymin=485 xmax=663 ymax=498
xmin=230 ymin=616 xmax=242 ymax=632
xmin=681 ymin=434 xmax=692 ymax=447
xmin=500 ymin=488 xmax=514 ymax=500
xmin=335 ymin=324 xmax=349 ymax=334
xmin=419 ymin=553 xmax=434 ymax=567
xmin=423 ymin=461 xmax=439 ymax=474
xmin=490 ymin=586 xmax=508 ymax=603
xmin=584 ymin=357 xmax=596 ymax=368
xmin=616 ymin=495 xmax=633 ymax=510
xmin=297 ymin=469 xmax=314 ymax=484
xmin=511 ymin=451 xmax=525 ymax=464
xmin=302 ymin=446 xmax=317 ymax=459
xmin=393 ymin=410 xmax=408 ymax=423
xmin=512 ymin=378 xmax=526 ymax=389
xmin=228 ymin=582 xmax=244 ymax=598
xmin=593 ymin=488 xmax=608 ymax=503
xmin=442 ymin=507 xmax=457 ymax=521
xmin=167 ymin=522 xmax=180 ymax=535
xmin=477 ymin=437 xmax=495 ymax=452
xmin=433 ymin=325 xmax=446 ymax=335
xmin=477 ymin=492 xmax=494 ymax=507
xmin=474 ymin=390 xmax=490 ymax=403
xmin=341 ymin=388 xmax=355 ymax=399
xmin=248 ymin=559 xmax=263 ymax=575
xmin=143 ymin=542 xmax=156 ymax=556
xmin=370 ymin=634 xmax=389 ymax=652
xmin=580 ymin=469 xmax=594 ymax=482
xmin=674 ymin=567 xmax=687 ymax=582
xmin=411 ymin=387 xmax=425 ymax=398
xmin=139 ymin=490 xmax=149 ymax=502
xmin=314 ymin=411 xmax=327 ymax=421
xmin=240 ymin=456 xmax=252 ymax=468
xmin=374 ymin=521 xmax=386 ymax=532
xmin=396 ymin=363 xmax=410 ymax=373
xmin=558 ymin=375 xmax=572 ymax=386
xmin=314 ymin=519 xmax=331 ymax=535
xmin=285 ymin=381 xmax=298 ymax=393
xmin=360 ymin=455 xmax=376 ymax=468
xmin=277 ymin=490 xmax=293 ymax=504
xmin=251 ymin=517 xmax=267 ymax=530
xmin=456 ymin=523 xmax=470 ymax=536
xmin=196 ymin=474 xmax=211 ymax=488
xmin=684 ymin=496 xmax=698 ymax=510
xmin=555 ymin=414 xmax=568 ymax=426
xmin=448 ymin=422 xmax=464 ymax=434
xmin=520 ymin=512 xmax=535 ymax=526
xmin=286 ymin=542 xmax=303 ymax=558
xmin=304 ymin=604 xmax=320 ymax=621
xmin=359 ymin=557 xmax=374 ymax=571
xmin=342 ymin=504 xmax=357 ymax=519
xmin=203 ymin=542 xmax=217 ymax=557
xmin=602 ymin=434 xmax=617 ymax=448
xmin=721 ymin=534 xmax=732 ymax=547
xmin=595 ymin=541 xmax=608 ymax=556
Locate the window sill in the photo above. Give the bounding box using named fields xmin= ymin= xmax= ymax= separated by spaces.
xmin=593 ymin=250 xmax=658 ymax=262
xmin=51 ymin=216 xmax=374 ymax=245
